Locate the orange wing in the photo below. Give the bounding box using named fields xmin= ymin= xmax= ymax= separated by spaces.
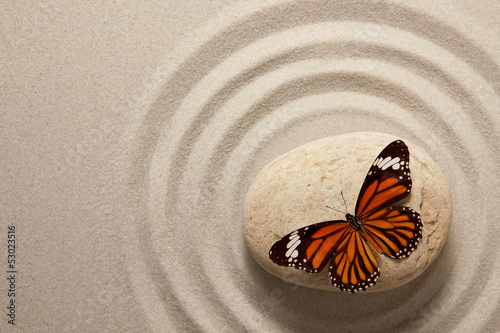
xmin=328 ymin=229 xmax=380 ymax=293
xmin=361 ymin=206 xmax=423 ymax=258
xmin=355 ymin=140 xmax=412 ymax=218
xmin=269 ymin=221 xmax=351 ymax=273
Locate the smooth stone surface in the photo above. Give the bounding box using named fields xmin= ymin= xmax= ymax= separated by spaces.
xmin=243 ymin=132 xmax=452 ymax=292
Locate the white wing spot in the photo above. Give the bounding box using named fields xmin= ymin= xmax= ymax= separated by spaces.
xmin=378 ymin=156 xmax=391 ymax=167
xmin=375 ymin=156 xmax=403 ymax=170
xmin=286 ymin=236 xmax=300 ymax=249
xmin=285 ymin=239 xmax=301 ymax=258
xmin=381 ymin=157 xmax=400 ymax=170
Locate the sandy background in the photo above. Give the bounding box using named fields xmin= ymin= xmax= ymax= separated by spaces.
xmin=1 ymin=1 xmax=499 ymax=332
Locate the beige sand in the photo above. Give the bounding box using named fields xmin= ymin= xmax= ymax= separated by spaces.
xmin=0 ymin=1 xmax=499 ymax=332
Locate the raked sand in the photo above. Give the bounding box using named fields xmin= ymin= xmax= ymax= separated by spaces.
xmin=1 ymin=1 xmax=499 ymax=332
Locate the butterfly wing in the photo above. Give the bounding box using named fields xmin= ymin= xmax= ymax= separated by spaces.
xmin=361 ymin=206 xmax=423 ymax=258
xmin=327 ymin=207 xmax=422 ymax=294
xmin=269 ymin=221 xmax=381 ymax=293
xmin=328 ymin=229 xmax=380 ymax=293
xmin=355 ymin=140 xmax=412 ymax=218
xmin=269 ymin=221 xmax=351 ymax=273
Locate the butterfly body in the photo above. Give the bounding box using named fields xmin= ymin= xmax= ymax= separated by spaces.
xmin=269 ymin=140 xmax=423 ymax=293
xmin=345 ymin=213 xmax=363 ymax=231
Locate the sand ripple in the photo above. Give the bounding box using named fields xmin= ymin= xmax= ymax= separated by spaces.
xmin=120 ymin=1 xmax=500 ymax=332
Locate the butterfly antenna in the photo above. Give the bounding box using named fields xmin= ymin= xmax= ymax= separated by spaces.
xmin=326 ymin=206 xmax=346 ymax=215
xmin=341 ymin=191 xmax=348 ymax=213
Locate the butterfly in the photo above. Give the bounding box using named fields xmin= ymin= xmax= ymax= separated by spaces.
xmin=269 ymin=140 xmax=423 ymax=293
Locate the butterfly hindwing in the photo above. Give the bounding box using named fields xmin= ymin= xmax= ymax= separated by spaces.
xmin=328 ymin=230 xmax=380 ymax=293
xmin=355 ymin=140 xmax=412 ymax=218
xmin=269 ymin=221 xmax=351 ymax=273
xmin=361 ymin=206 xmax=423 ymax=259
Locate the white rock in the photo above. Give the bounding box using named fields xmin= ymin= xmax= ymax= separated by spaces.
xmin=243 ymin=132 xmax=451 ymax=292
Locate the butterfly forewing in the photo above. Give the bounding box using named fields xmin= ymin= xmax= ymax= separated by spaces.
xmin=269 ymin=221 xmax=351 ymax=273
xmin=355 ymin=140 xmax=412 ymax=218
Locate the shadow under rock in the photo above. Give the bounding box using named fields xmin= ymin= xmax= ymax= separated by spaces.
xmin=243 ymin=239 xmax=452 ymax=333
